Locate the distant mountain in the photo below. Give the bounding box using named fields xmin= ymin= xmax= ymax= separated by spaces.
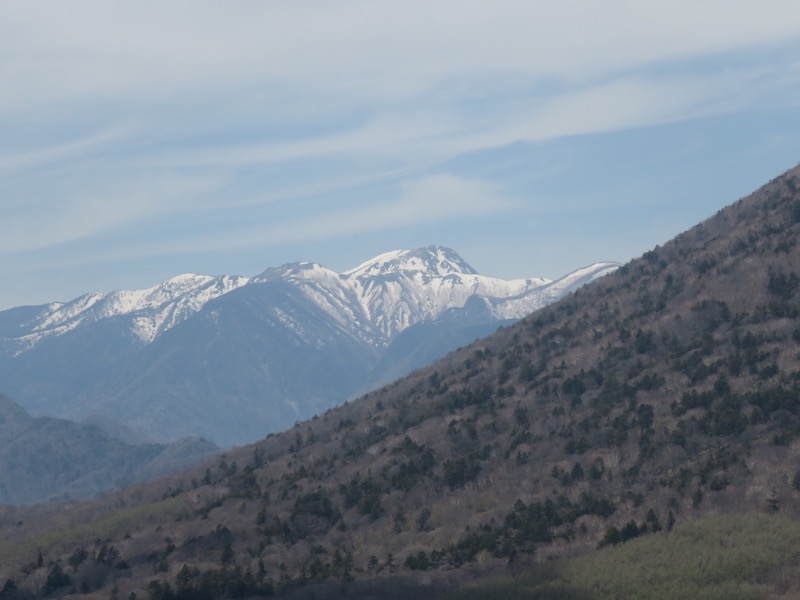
xmin=1 ymin=164 xmax=800 ymax=599
xmin=0 ymin=395 xmax=217 ymax=504
xmin=0 ymin=247 xmax=617 ymax=446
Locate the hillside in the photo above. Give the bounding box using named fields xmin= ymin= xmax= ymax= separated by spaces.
xmin=0 ymin=395 xmax=218 ymax=505
xmin=1 ymin=163 xmax=800 ymax=598
xmin=0 ymin=247 xmax=616 ymax=447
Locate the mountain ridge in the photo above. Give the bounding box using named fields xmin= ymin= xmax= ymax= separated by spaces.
xmin=0 ymin=394 xmax=218 ymax=504
xmin=7 ymin=246 xmax=616 ymax=354
xmin=0 ymin=248 xmax=617 ymax=446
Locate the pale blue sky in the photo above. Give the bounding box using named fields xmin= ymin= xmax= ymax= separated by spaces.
xmin=3 ymin=1 xmax=800 ymax=310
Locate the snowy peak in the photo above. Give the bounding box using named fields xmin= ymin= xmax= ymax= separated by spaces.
xmin=2 ymin=247 xmax=618 ymax=357
xmin=257 ymin=261 xmax=340 ymax=283
xmin=13 ymin=273 xmax=250 ymax=352
xmin=343 ymin=246 xmax=477 ymax=279
xmin=0 ymin=247 xmax=618 ymax=444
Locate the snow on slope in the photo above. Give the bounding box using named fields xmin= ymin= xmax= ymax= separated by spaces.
xmin=9 ymin=274 xmax=250 ymax=354
xmin=257 ymin=246 xmax=617 ymax=344
xmin=344 ymin=246 xmax=478 ymax=278
xmin=4 ymin=247 xmax=618 ymax=355
xmin=488 ymin=262 xmax=621 ymax=318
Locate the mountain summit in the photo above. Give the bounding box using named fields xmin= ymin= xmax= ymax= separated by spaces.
xmin=343 ymin=245 xmax=479 ymax=278
xmin=0 ymin=247 xmax=617 ymax=446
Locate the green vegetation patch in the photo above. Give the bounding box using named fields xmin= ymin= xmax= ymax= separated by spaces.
xmin=446 ymin=512 xmax=800 ymax=600
xmin=0 ymin=496 xmax=183 ymax=570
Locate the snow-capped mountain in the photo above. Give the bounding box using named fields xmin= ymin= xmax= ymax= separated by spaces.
xmin=7 ymin=274 xmax=250 ymax=355
xmin=8 ymin=246 xmax=616 ymax=356
xmin=0 ymin=247 xmax=617 ymax=446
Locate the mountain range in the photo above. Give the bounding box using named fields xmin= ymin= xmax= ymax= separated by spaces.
xmin=0 ymin=394 xmax=217 ymax=504
xmin=0 ymin=247 xmax=617 ymax=447
xmin=0 ymin=164 xmax=799 ymax=598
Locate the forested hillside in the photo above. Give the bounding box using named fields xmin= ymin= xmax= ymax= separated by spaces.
xmin=1 ymin=163 xmax=800 ymax=598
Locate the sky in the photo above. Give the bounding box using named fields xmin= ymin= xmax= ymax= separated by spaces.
xmin=3 ymin=1 xmax=800 ymax=311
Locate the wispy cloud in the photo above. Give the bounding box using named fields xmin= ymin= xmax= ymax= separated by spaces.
xmin=0 ymin=124 xmax=134 ymax=170
xmin=0 ymin=172 xmax=224 ymax=254
xmin=2 ymin=1 xmax=800 ymax=308
xmin=27 ymin=174 xmax=518 ymax=264
xmin=3 ymin=1 xmax=800 ymax=110
xmin=249 ymin=174 xmax=520 ymax=245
